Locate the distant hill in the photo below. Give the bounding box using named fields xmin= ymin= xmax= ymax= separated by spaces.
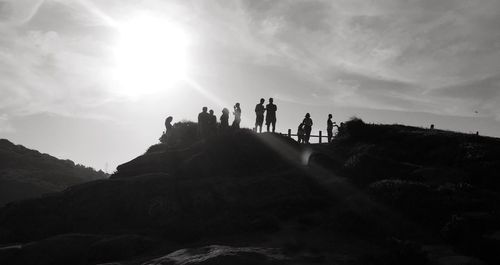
xmin=0 ymin=139 xmax=108 ymax=206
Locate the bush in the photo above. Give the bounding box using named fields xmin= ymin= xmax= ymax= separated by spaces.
xmin=158 ymin=121 xmax=198 ymax=148
xmin=368 ymin=179 xmax=446 ymax=223
xmin=362 ymin=238 xmax=429 ymax=265
xmin=369 ymin=179 xmax=432 ymax=205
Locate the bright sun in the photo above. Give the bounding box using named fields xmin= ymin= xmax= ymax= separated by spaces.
xmin=113 ymin=16 xmax=189 ymax=97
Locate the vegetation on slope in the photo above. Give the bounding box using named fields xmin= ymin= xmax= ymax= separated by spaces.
xmin=0 ymin=139 xmax=108 ymax=205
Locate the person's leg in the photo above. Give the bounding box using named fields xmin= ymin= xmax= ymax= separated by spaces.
xmin=272 ymin=121 xmax=276 ymax=132
xmin=266 ymin=123 xmax=270 ymax=132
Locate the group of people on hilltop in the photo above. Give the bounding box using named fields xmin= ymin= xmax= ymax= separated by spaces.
xmin=197 ymin=107 xmax=219 ymax=138
xmin=296 ymin=113 xmax=339 ymax=143
xmin=196 ymin=103 xmax=243 ymax=139
xmin=163 ymin=97 xmax=340 ymax=143
xmin=254 ymin=98 xmax=277 ymax=133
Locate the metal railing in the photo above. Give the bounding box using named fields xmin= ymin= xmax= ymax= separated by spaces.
xmin=284 ymin=129 xmax=330 ymax=143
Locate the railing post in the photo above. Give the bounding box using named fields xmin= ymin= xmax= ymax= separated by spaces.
xmin=288 ymin=129 xmax=291 ymax=138
xmin=319 ymin=130 xmax=322 ymax=143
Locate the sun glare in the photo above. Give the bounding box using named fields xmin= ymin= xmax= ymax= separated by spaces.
xmin=113 ymin=16 xmax=189 ymax=97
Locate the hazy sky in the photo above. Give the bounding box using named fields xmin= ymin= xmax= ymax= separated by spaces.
xmin=1 ymin=0 xmax=500 ymax=172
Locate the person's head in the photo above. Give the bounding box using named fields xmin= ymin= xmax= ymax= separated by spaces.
xmin=235 ymin=102 xmax=240 ymax=108
xmin=260 ymin=98 xmax=265 ymax=104
xmin=305 ymin=113 xmax=310 ymax=118
xmin=209 ymin=109 xmax=214 ymax=115
xmin=202 ymin=107 xmax=208 ymax=112
xmin=222 ymin=108 xmax=229 ymax=114
xmin=328 ymin=114 xmax=332 ymax=119
xmin=166 ymin=116 xmax=173 ymax=123
xmin=269 ymin=98 xmax=273 ymax=103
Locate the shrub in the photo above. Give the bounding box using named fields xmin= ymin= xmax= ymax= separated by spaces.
xmin=369 ymin=179 xmax=432 ymax=205
xmin=158 ymin=121 xmax=198 ymax=148
xmin=362 ymin=238 xmax=429 ymax=265
xmin=368 ymin=179 xmax=446 ymax=222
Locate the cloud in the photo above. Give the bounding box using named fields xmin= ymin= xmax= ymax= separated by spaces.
xmin=0 ymin=114 xmax=15 ymax=133
xmin=0 ymin=0 xmax=499 ymax=123
xmin=0 ymin=0 xmax=119 ymax=119
xmin=429 ymin=74 xmax=500 ymax=119
xmin=0 ymin=0 xmax=45 ymax=25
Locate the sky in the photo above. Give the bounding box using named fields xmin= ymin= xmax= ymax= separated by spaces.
xmin=1 ymin=0 xmax=499 ymax=172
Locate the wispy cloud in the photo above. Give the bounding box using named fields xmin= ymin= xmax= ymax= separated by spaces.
xmin=0 ymin=114 xmax=15 ymax=133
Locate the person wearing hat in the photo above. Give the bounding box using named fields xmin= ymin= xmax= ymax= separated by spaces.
xmin=302 ymin=113 xmax=313 ymax=143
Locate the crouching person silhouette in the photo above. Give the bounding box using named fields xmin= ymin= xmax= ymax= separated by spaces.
xmin=160 ymin=116 xmax=174 ymax=144
xmin=297 ymin=123 xmax=305 ymax=143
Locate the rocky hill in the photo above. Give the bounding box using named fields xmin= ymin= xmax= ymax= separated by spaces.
xmin=1 ymin=120 xmax=500 ymax=265
xmin=0 ymin=139 xmax=108 ymax=206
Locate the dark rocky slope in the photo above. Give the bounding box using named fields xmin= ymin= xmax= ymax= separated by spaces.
xmin=2 ymin=121 xmax=500 ymax=264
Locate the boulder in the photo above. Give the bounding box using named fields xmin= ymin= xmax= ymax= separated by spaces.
xmin=142 ymin=245 xmax=288 ymax=265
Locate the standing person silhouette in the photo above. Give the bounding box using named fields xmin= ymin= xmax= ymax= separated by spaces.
xmin=327 ymin=114 xmax=334 ymax=143
xmin=208 ymin=109 xmax=217 ymax=137
xmin=302 ymin=113 xmax=313 ymax=143
xmin=220 ymin=108 xmax=229 ymax=131
xmin=232 ymin=103 xmax=241 ymax=129
xmin=255 ymin=98 xmax=265 ymax=133
xmin=265 ymin=98 xmax=277 ymax=132
xmin=198 ymin=107 xmax=209 ymax=139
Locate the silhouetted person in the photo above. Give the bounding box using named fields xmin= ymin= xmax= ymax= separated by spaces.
xmin=220 ymin=108 xmax=229 ymax=131
xmin=232 ymin=103 xmax=241 ymax=129
xmin=208 ymin=109 xmax=217 ymax=137
xmin=337 ymin=122 xmax=345 ymax=135
xmin=297 ymin=123 xmax=305 ymax=143
xmin=265 ymin=98 xmax=277 ymax=132
xmin=161 ymin=116 xmax=174 ymax=144
xmin=255 ymin=98 xmax=265 ymax=133
xmin=165 ymin=116 xmax=173 ymax=134
xmin=327 ymin=114 xmax=333 ymax=143
xmin=198 ymin=107 xmax=210 ymax=139
xmin=302 ymin=113 xmax=313 ymax=143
